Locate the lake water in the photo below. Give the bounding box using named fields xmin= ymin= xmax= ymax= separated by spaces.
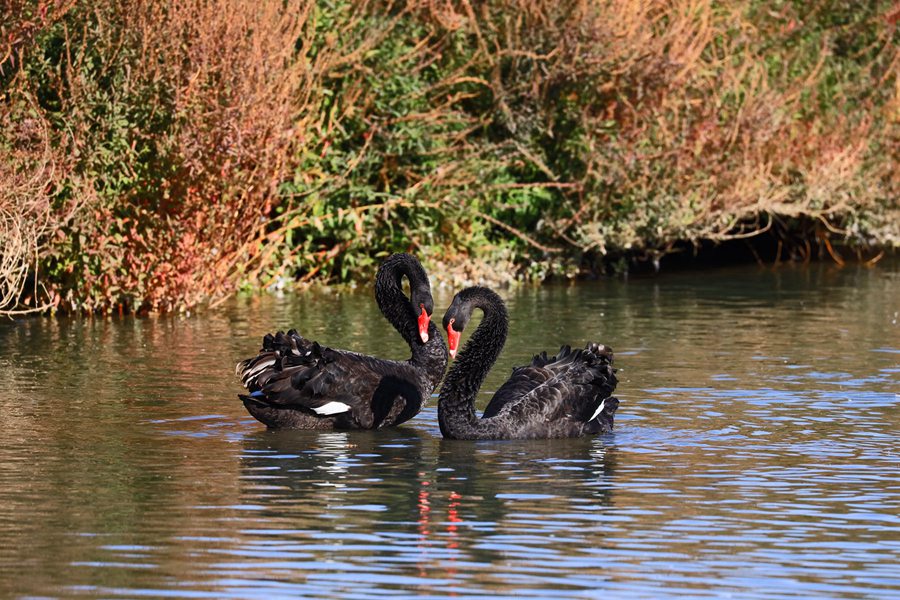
xmin=1 ymin=262 xmax=898 ymax=599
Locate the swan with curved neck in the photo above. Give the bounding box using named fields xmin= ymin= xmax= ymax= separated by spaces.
xmin=439 ymin=286 xmax=619 ymax=440
xmin=237 ymin=253 xmax=448 ymax=429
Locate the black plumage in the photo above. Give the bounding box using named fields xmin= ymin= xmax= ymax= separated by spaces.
xmin=236 ymin=253 xmax=448 ymax=429
xmin=438 ymin=286 xmax=620 ymax=440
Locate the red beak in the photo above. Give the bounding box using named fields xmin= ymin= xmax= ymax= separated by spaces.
xmin=447 ymin=323 xmax=461 ymax=359
xmin=417 ymin=306 xmax=430 ymax=344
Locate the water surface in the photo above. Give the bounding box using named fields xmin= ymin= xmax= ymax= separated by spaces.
xmin=1 ymin=262 xmax=898 ymax=599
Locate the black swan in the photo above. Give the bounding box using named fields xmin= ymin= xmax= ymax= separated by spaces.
xmin=236 ymin=253 xmax=448 ymax=429
xmin=438 ymin=286 xmax=619 ymax=440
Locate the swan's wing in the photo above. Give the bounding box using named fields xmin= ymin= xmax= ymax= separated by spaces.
xmin=237 ymin=330 xmax=421 ymax=427
xmin=237 ymin=330 xmax=313 ymax=392
xmin=237 ymin=330 xmax=368 ymax=414
xmin=482 ymin=343 xmax=617 ymax=427
xmin=480 ymin=345 xmax=577 ymax=419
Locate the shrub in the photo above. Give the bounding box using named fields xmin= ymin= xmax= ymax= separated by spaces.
xmin=270 ymin=0 xmax=898 ymax=286
xmin=3 ymin=0 xmax=319 ymax=313
xmin=0 ymin=0 xmax=896 ymax=313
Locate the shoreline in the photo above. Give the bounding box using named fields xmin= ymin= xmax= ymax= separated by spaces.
xmin=7 ymin=243 xmax=896 ymax=319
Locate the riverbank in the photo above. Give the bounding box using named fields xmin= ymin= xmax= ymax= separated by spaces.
xmin=2 ymin=1 xmax=897 ymax=315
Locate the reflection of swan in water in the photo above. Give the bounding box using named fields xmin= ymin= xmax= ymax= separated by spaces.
xmin=418 ymin=439 xmax=618 ymax=585
xmin=236 ymin=429 xmax=617 ymax=590
xmin=429 ymin=438 xmax=617 ymax=529
xmin=239 ymin=428 xmax=434 ymax=524
xmin=307 ymin=432 xmax=354 ymax=479
xmin=239 ymin=430 xmax=616 ymax=524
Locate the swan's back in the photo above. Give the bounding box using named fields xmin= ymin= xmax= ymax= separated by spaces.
xmin=235 ymin=253 xmax=448 ymax=430
xmin=237 ymin=329 xmax=430 ymax=429
xmin=481 ymin=342 xmax=619 ymax=438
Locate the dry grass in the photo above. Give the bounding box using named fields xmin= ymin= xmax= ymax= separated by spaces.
xmin=408 ymin=0 xmax=898 ymax=269
xmin=0 ymin=186 xmax=50 ymax=316
xmin=1 ymin=2 xmax=80 ymax=314
xmin=0 ymin=112 xmax=79 ymax=315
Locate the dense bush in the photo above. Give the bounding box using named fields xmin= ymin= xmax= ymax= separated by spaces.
xmin=2 ymin=0 xmax=319 ymax=313
xmin=1 ymin=0 xmax=897 ymax=314
xmin=258 ymin=0 xmax=899 ymax=290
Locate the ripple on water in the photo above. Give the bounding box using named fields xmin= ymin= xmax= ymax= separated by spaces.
xmin=1 ymin=263 xmax=899 ymax=599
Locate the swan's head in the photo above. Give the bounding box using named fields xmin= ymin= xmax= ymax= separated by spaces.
xmin=442 ymin=286 xmax=505 ymax=359
xmin=442 ymin=301 xmax=470 ymax=360
xmin=409 ymin=285 xmax=434 ymax=344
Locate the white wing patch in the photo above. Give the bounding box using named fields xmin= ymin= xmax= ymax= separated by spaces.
xmin=589 ymin=399 xmax=606 ymax=422
xmin=313 ymin=401 xmax=352 ymax=416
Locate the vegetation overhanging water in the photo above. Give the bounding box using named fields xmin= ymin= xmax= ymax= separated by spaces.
xmin=1 ymin=1 xmax=897 ymax=315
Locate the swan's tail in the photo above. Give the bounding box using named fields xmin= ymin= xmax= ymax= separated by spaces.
xmin=584 ymin=396 xmax=619 ymax=434
xmin=235 ymin=329 xmax=315 ymax=393
xmin=578 ymin=342 xmax=619 ymax=433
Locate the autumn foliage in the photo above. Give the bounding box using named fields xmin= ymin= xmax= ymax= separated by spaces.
xmin=1 ymin=0 xmax=897 ymax=314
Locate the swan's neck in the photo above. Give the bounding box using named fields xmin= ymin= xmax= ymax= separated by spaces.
xmin=438 ymin=296 xmax=509 ymax=440
xmin=374 ymin=258 xmax=446 ymax=383
xmin=375 ymin=260 xmax=418 ymax=346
